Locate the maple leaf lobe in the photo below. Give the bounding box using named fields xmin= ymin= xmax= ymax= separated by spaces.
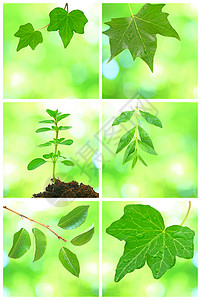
xmin=14 ymin=23 xmax=43 ymax=51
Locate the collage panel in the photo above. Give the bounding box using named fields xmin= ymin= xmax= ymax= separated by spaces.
xmin=3 ymin=1 xmax=99 ymax=99
xmin=102 ymin=200 xmax=198 ymax=297
xmin=3 ymin=200 xmax=99 ymax=297
xmin=3 ymin=101 xmax=99 ymax=198
xmin=102 ymin=100 xmax=198 ymax=198
xmin=102 ymin=3 xmax=198 ymax=99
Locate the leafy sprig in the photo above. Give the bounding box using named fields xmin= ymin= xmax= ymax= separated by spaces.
xmin=112 ymin=103 xmax=162 ymax=169
xmin=4 ymin=205 xmax=95 ymax=277
xmin=27 ymin=108 xmax=74 ymax=182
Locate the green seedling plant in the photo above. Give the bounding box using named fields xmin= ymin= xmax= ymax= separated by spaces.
xmin=27 ymin=108 xmax=74 ymax=182
xmin=106 ymin=202 xmax=194 ymax=282
xmin=4 ymin=205 xmax=95 ymax=278
xmin=103 ymin=3 xmax=180 ymax=72
xmin=112 ymin=103 xmax=163 ymax=169
xmin=14 ymin=3 xmax=88 ymax=51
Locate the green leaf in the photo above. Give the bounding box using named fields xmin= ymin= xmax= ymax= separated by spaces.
xmin=71 ymin=226 xmax=94 ymax=246
xmin=58 ymin=205 xmax=89 ymax=230
xmin=59 ymin=247 xmax=80 ymax=277
xmin=60 ymin=139 xmax=73 ymax=145
xmin=8 ymin=228 xmax=31 ymax=259
xmin=35 ymin=127 xmax=52 ymax=133
xmin=47 ymin=8 xmax=88 ymax=48
xmin=116 ymin=127 xmax=135 ymax=154
xmin=123 ymin=140 xmax=136 ymax=165
xmin=139 ymin=110 xmax=162 ymax=128
xmin=138 ymin=140 xmax=157 ymax=155
xmin=106 ymin=204 xmax=195 ymax=281
xmin=27 ymin=158 xmax=47 ymax=170
xmin=58 ymin=126 xmax=72 ymax=130
xmin=57 ymin=114 xmax=70 ymax=122
xmin=36 ymin=142 xmax=52 ymax=147
xmin=103 ymin=3 xmax=180 ymax=71
xmin=138 ymin=125 xmax=154 ymax=149
xmin=46 ymin=109 xmax=57 ymax=118
xmin=32 ymin=228 xmax=47 ymax=262
xmin=14 ymin=23 xmax=43 ymax=52
xmin=60 ymin=160 xmax=74 ymax=166
xmin=43 ymin=153 xmax=54 ymax=159
xmin=112 ymin=110 xmax=135 ymax=126
xmin=38 ymin=120 xmax=55 ymax=124
xmin=138 ymin=154 xmax=147 ymax=166
xmin=132 ymin=151 xmax=138 ymax=169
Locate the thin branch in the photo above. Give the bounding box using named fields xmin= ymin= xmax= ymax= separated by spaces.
xmin=180 ymin=201 xmax=191 ymax=226
xmin=37 ymin=23 xmax=50 ymax=31
xmin=64 ymin=3 xmax=68 ymax=12
xmin=3 ymin=206 xmax=67 ymax=242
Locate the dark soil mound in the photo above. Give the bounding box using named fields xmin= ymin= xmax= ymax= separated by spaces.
xmin=33 ymin=179 xmax=99 ymax=198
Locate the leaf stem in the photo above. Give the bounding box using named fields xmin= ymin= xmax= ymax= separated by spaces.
xmin=135 ymin=101 xmax=139 ymax=157
xmin=128 ymin=3 xmax=134 ymax=16
xmin=64 ymin=3 xmax=68 ymax=12
xmin=3 ymin=206 xmax=67 ymax=242
xmin=180 ymin=201 xmax=191 ymax=226
xmin=37 ymin=23 xmax=50 ymax=31
xmin=53 ymin=118 xmax=59 ymax=183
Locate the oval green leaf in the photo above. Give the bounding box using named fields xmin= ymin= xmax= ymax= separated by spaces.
xmin=138 ymin=140 xmax=157 ymax=155
xmin=112 ymin=110 xmax=135 ymax=126
xmin=38 ymin=120 xmax=55 ymax=124
xmin=132 ymin=151 xmax=138 ymax=169
xmin=138 ymin=125 xmax=154 ymax=149
xmin=123 ymin=140 xmax=136 ymax=165
xmin=139 ymin=110 xmax=162 ymax=128
xmin=61 ymin=139 xmax=73 ymax=145
xmin=46 ymin=109 xmax=57 ymax=118
xmin=71 ymin=226 xmax=95 ymax=246
xmin=59 ymin=247 xmax=80 ymax=277
xmin=58 ymin=126 xmax=72 ymax=130
xmin=43 ymin=153 xmax=53 ymax=159
xmin=57 ymin=114 xmax=70 ymax=122
xmin=58 ymin=205 xmax=90 ymax=230
xmin=8 ymin=228 xmax=31 ymax=259
xmin=32 ymin=228 xmax=47 ymax=262
xmin=27 ymin=158 xmax=47 ymax=170
xmin=138 ymin=154 xmax=148 ymax=166
xmin=36 ymin=142 xmax=52 ymax=147
xmin=116 ymin=127 xmax=135 ymax=154
xmin=35 ymin=127 xmax=52 ymax=133
xmin=60 ymin=160 xmax=74 ymax=166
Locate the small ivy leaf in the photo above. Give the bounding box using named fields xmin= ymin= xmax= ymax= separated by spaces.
xmin=116 ymin=127 xmax=135 ymax=154
xmin=27 ymin=158 xmax=47 ymax=170
xmin=138 ymin=125 xmax=154 ymax=149
xmin=132 ymin=151 xmax=138 ymax=169
xmin=138 ymin=154 xmax=148 ymax=166
xmin=106 ymin=204 xmax=195 ymax=282
xmin=46 ymin=109 xmax=57 ymax=118
xmin=8 ymin=228 xmax=31 ymax=259
xmin=60 ymin=139 xmax=73 ymax=146
xmin=112 ymin=110 xmax=135 ymax=126
xmin=59 ymin=247 xmax=80 ymax=277
xmin=57 ymin=114 xmax=70 ymax=122
xmin=14 ymin=23 xmax=43 ymax=52
xmin=35 ymin=127 xmax=53 ymax=133
xmin=38 ymin=120 xmax=55 ymax=124
xmin=58 ymin=126 xmax=72 ymax=130
xmin=139 ymin=110 xmax=162 ymax=128
xmin=58 ymin=205 xmax=90 ymax=230
xmin=47 ymin=8 xmax=88 ymax=48
xmin=138 ymin=140 xmax=157 ymax=155
xmin=43 ymin=153 xmax=54 ymax=159
xmin=70 ymin=226 xmax=94 ymax=246
xmin=32 ymin=228 xmax=47 ymax=262
xmin=123 ymin=140 xmax=136 ymax=165
xmin=60 ymin=160 xmax=74 ymax=166
xmin=36 ymin=142 xmax=52 ymax=148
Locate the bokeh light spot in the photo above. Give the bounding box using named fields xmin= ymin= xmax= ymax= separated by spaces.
xmin=177 ymin=179 xmax=196 ymax=197
xmin=35 ymin=282 xmax=54 ymax=297
xmin=121 ymin=184 xmax=139 ymax=197
xmin=146 ymin=282 xmax=165 ymax=297
xmin=102 ymin=59 xmax=119 ymax=80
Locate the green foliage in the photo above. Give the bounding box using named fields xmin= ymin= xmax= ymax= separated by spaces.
xmin=112 ymin=105 xmax=162 ymax=169
xmin=8 ymin=228 xmax=31 ymax=259
xmin=106 ymin=204 xmax=195 ymax=282
xmin=71 ymin=227 xmax=94 ymax=246
xmin=27 ymin=108 xmax=74 ymax=181
xmin=103 ymin=3 xmax=180 ymax=71
xmin=32 ymin=228 xmax=47 ymax=262
xmin=58 ymin=205 xmax=89 ymax=230
xmin=15 ymin=5 xmax=88 ymax=51
xmin=59 ymin=247 xmax=80 ymax=277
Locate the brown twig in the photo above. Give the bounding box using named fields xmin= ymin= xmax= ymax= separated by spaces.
xmin=3 ymin=206 xmax=67 ymax=242
xmin=64 ymin=3 xmax=69 ymax=12
xmin=37 ymin=23 xmax=50 ymax=31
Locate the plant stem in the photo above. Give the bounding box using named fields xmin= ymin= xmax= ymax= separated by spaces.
xmin=64 ymin=3 xmax=68 ymax=12
xmin=128 ymin=3 xmax=134 ymax=16
xmin=135 ymin=102 xmax=139 ymax=157
xmin=180 ymin=201 xmax=191 ymax=226
xmin=37 ymin=23 xmax=50 ymax=31
xmin=3 ymin=206 xmax=67 ymax=242
xmin=52 ymin=119 xmax=59 ymax=182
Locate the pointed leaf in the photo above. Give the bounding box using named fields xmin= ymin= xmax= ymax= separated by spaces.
xmin=14 ymin=23 xmax=43 ymax=51
xmin=8 ymin=228 xmax=31 ymax=259
xmin=138 ymin=125 xmax=154 ymax=149
xmin=57 ymin=114 xmax=70 ymax=122
xmin=123 ymin=140 xmax=136 ymax=165
xmin=138 ymin=154 xmax=148 ymax=166
xmin=58 ymin=126 xmax=72 ymax=130
xmin=116 ymin=127 xmax=135 ymax=154
xmin=43 ymin=153 xmax=54 ymax=159
xmin=59 ymin=247 xmax=80 ymax=277
xmin=27 ymin=158 xmax=47 ymax=170
xmin=35 ymin=127 xmax=52 ymax=133
xmin=37 ymin=142 xmax=52 ymax=147
xmin=38 ymin=120 xmax=55 ymax=124
xmin=71 ymin=227 xmax=94 ymax=246
xmin=112 ymin=110 xmax=135 ymax=126
xmin=60 ymin=139 xmax=73 ymax=145
xmin=138 ymin=140 xmax=157 ymax=155
xmin=132 ymin=151 xmax=138 ymax=169
xmin=139 ymin=110 xmax=162 ymax=128
xmin=58 ymin=205 xmax=90 ymax=230
xmin=46 ymin=109 xmax=57 ymax=118
xmin=60 ymin=160 xmax=74 ymax=166
xmin=32 ymin=228 xmax=47 ymax=262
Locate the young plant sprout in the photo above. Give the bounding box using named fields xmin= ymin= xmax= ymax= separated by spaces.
xmin=27 ymin=109 xmax=74 ymax=182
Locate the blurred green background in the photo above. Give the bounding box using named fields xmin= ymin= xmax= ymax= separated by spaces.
xmin=103 ymin=200 xmax=198 ymax=297
xmin=3 ymin=101 xmax=99 ymax=198
xmin=3 ymin=2 xmax=99 ymax=99
xmin=102 ymin=3 xmax=198 ymax=99
xmin=102 ymin=101 xmax=198 ymax=198
xmin=3 ymin=200 xmax=99 ymax=297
